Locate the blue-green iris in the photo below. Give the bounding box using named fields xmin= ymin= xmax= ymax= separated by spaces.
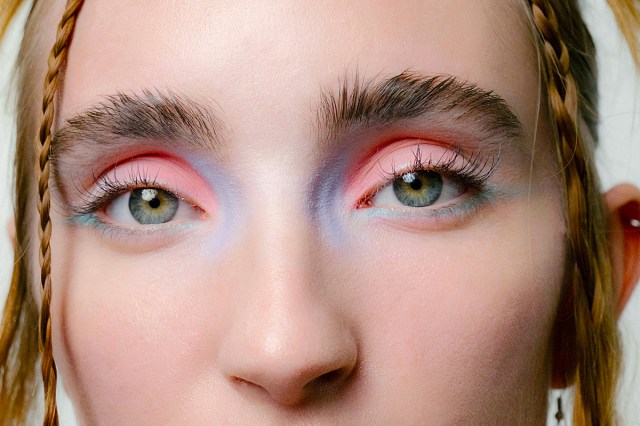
xmin=392 ymin=171 xmax=443 ymax=207
xmin=129 ymin=188 xmax=178 ymax=224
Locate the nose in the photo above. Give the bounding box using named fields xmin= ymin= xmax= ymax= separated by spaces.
xmin=217 ymin=210 xmax=358 ymax=407
xmin=221 ymin=306 xmax=358 ymax=406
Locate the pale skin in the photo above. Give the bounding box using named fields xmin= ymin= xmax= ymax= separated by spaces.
xmin=20 ymin=0 xmax=639 ymax=424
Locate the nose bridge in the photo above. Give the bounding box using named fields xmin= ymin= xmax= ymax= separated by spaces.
xmin=255 ymin=193 xmax=316 ymax=284
xmin=217 ymin=189 xmax=357 ymax=406
xmin=233 ymin=141 xmax=324 ymax=328
xmin=242 ymin=202 xmax=320 ymax=347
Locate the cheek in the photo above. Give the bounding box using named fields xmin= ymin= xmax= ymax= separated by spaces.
xmin=336 ymin=191 xmax=565 ymax=419
xmin=50 ymin=227 xmax=231 ymax=422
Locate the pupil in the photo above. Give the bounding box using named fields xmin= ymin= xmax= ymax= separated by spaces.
xmin=149 ymin=198 xmax=161 ymax=209
xmin=410 ymin=180 xmax=422 ymax=190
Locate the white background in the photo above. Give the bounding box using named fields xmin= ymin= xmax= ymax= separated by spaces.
xmin=1 ymin=1 xmax=639 ymax=424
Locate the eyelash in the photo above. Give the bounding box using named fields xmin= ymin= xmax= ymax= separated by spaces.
xmin=71 ymin=166 xmax=185 ymax=220
xmin=355 ymin=146 xmax=500 ymax=209
xmin=67 ymin=145 xmax=499 ymax=236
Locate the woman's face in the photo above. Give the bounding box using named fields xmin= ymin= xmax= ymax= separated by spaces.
xmin=47 ymin=0 xmax=567 ymax=423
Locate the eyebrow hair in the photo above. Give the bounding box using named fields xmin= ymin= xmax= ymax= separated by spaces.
xmin=52 ymin=89 xmax=223 ymax=162
xmin=52 ymin=72 xmax=523 ymax=175
xmin=316 ymin=71 xmax=524 ymax=146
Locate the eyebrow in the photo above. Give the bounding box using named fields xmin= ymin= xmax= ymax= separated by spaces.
xmin=316 ymin=71 xmax=524 ymax=146
xmin=52 ymin=72 xmax=523 ymax=171
xmin=52 ymin=90 xmax=223 ymax=162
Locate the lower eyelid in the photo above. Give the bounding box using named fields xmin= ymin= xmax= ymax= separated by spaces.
xmin=354 ymin=191 xmax=493 ymax=226
xmin=68 ymin=212 xmax=203 ymax=252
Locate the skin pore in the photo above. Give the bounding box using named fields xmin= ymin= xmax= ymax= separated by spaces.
xmin=40 ymin=0 xmax=577 ymax=423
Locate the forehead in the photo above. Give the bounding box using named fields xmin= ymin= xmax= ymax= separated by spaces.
xmin=61 ymin=0 xmax=538 ymax=131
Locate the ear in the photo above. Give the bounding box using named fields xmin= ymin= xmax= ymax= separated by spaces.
xmin=551 ymin=183 xmax=640 ymax=388
xmin=605 ymin=183 xmax=640 ymax=316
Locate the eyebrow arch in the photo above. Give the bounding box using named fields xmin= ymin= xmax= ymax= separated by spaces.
xmin=316 ymin=71 xmax=524 ymax=146
xmin=52 ymin=89 xmax=224 ymax=162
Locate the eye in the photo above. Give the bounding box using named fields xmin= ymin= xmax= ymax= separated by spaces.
xmin=104 ymin=186 xmax=202 ymax=226
xmin=350 ymin=142 xmax=500 ymax=218
xmin=366 ymin=170 xmax=466 ymax=208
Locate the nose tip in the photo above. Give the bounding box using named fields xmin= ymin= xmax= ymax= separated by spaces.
xmin=219 ymin=304 xmax=358 ymax=407
xmin=230 ymin=358 xmax=356 ymax=406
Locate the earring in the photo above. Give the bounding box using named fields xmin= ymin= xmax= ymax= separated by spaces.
xmin=555 ymin=396 xmax=566 ymax=426
xmin=630 ymin=218 xmax=640 ymax=228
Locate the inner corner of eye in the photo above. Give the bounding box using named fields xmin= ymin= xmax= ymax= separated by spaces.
xmin=353 ymin=190 xmax=375 ymax=210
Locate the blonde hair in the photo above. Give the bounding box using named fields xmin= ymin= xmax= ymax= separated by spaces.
xmin=0 ymin=0 xmax=639 ymax=425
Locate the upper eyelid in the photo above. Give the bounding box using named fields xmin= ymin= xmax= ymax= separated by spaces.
xmin=65 ymin=157 xmax=213 ymax=215
xmin=355 ymin=143 xmax=500 ymax=185
xmin=350 ymin=143 xmax=500 ymax=209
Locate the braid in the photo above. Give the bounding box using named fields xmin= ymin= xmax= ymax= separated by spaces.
xmin=529 ymin=1 xmax=619 ymax=425
xmin=36 ymin=1 xmax=83 ymax=425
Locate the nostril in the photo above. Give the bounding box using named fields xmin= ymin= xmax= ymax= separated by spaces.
xmin=304 ymin=367 xmax=351 ymax=393
xmin=313 ymin=368 xmax=345 ymax=385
